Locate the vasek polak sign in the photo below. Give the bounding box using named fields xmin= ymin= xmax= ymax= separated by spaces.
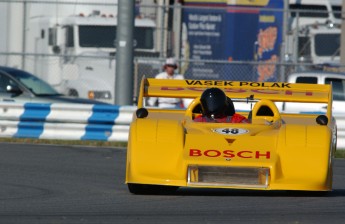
xmin=181 ymin=80 xmax=318 ymax=97
xmin=184 ymin=80 xmax=291 ymax=88
xmin=154 ymin=80 xmax=323 ymax=98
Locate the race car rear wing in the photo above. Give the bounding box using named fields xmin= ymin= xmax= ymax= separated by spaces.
xmin=138 ymin=77 xmax=333 ymax=117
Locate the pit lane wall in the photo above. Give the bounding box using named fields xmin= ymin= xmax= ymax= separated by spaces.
xmin=0 ymin=102 xmax=136 ymax=142
xmin=0 ymin=102 xmax=344 ymax=150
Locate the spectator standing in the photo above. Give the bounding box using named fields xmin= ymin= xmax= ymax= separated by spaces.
xmin=148 ymin=58 xmax=191 ymax=108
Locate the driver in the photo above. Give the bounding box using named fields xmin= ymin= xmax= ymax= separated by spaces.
xmin=194 ymin=87 xmax=249 ymax=123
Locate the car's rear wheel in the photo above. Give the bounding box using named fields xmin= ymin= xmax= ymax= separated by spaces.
xmin=128 ymin=183 xmax=179 ymax=195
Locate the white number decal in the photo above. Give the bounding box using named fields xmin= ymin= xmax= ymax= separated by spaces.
xmin=212 ymin=128 xmax=248 ymax=135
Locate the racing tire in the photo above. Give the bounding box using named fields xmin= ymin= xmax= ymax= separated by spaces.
xmin=288 ymin=190 xmax=330 ymax=197
xmin=128 ymin=183 xmax=179 ymax=195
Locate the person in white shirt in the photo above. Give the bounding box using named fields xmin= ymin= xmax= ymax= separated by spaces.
xmin=147 ymin=58 xmax=191 ymax=108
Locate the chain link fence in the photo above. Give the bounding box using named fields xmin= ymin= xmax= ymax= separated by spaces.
xmin=0 ymin=0 xmax=342 ymax=103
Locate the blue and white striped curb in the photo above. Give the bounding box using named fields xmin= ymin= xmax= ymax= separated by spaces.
xmin=0 ymin=102 xmax=137 ymax=142
xmin=1 ymin=102 xmax=345 ymax=149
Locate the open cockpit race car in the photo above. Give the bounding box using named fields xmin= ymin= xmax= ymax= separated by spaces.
xmin=126 ymin=78 xmax=337 ymax=194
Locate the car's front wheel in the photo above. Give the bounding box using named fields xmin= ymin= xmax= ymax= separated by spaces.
xmin=128 ymin=183 xmax=179 ymax=195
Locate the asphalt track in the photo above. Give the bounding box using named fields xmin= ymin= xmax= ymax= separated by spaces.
xmin=1 ymin=143 xmax=345 ymax=224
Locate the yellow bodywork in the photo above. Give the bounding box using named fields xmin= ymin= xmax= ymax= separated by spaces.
xmin=126 ymin=78 xmax=336 ymax=193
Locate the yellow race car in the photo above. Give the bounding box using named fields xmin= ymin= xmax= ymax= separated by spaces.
xmin=126 ymin=78 xmax=336 ymax=194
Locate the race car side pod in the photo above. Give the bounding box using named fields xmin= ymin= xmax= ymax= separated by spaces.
xmin=316 ymin=115 xmax=328 ymax=125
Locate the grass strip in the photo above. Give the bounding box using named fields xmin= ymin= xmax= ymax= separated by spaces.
xmin=0 ymin=138 xmax=127 ymax=148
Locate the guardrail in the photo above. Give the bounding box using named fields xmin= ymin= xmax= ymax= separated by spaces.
xmin=0 ymin=102 xmax=136 ymax=142
xmin=334 ymin=114 xmax=345 ymax=150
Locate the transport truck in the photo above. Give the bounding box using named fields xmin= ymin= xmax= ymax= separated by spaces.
xmin=0 ymin=0 xmax=162 ymax=104
xmin=286 ymin=0 xmax=341 ymax=69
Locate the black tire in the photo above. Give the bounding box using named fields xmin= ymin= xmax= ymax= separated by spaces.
xmin=128 ymin=183 xmax=179 ymax=195
xmin=287 ymin=190 xmax=330 ymax=197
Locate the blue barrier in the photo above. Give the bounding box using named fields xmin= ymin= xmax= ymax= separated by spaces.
xmin=0 ymin=102 xmax=136 ymax=142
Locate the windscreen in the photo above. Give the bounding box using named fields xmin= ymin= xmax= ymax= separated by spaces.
xmin=332 ymin=5 xmax=342 ymax=19
xmin=315 ymin=33 xmax=340 ymax=57
xmin=9 ymin=70 xmax=59 ymax=95
xmin=78 ymin=25 xmax=154 ymax=50
xmin=289 ymin=4 xmax=329 ymax=18
xmin=325 ymin=77 xmax=345 ymax=101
